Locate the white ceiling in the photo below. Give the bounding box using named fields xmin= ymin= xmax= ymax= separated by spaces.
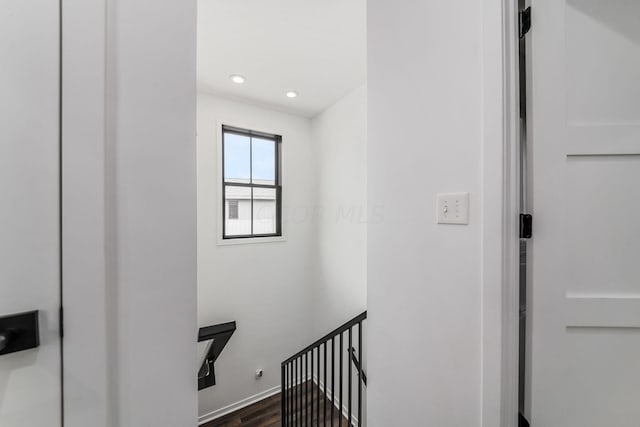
xmin=197 ymin=0 xmax=366 ymax=118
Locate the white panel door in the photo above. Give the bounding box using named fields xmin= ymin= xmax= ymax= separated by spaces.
xmin=0 ymin=0 xmax=61 ymax=426
xmin=529 ymin=0 xmax=640 ymax=425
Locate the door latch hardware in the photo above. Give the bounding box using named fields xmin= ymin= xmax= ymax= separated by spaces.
xmin=0 ymin=311 xmax=39 ymax=356
xmin=0 ymin=330 xmax=12 ymax=352
xmin=520 ymin=213 xmax=533 ymax=239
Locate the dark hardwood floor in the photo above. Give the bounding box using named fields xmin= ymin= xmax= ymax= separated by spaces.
xmin=203 ymin=382 xmax=349 ymax=427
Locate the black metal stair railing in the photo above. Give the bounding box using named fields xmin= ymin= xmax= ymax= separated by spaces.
xmin=281 ymin=311 xmax=366 ymax=426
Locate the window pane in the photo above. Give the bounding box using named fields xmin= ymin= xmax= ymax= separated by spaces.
xmin=224 ymin=132 xmax=250 ymax=183
xmin=253 ymin=187 xmax=277 ymax=235
xmin=251 ymin=137 xmax=276 ymax=185
xmin=225 ymin=186 xmax=251 ymax=236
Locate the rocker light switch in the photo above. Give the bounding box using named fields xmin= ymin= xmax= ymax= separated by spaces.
xmin=437 ymin=192 xmax=469 ymax=225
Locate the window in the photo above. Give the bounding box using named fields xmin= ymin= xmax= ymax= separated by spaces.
xmin=222 ymin=125 xmax=282 ymax=239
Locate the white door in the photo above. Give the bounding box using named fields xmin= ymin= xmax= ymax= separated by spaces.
xmin=0 ymin=0 xmax=62 ymax=426
xmin=528 ymin=0 xmax=640 ymax=425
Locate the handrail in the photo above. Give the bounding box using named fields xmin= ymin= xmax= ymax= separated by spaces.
xmin=349 ymin=347 xmax=367 ymax=386
xmin=282 ymin=311 xmax=366 ymax=365
xmin=198 ymin=321 xmax=236 ymax=342
xmin=198 ymin=321 xmax=236 ymax=390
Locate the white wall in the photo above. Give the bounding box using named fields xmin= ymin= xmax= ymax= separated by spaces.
xmin=59 ymin=0 xmax=508 ymax=424
xmin=63 ymin=0 xmax=110 ymax=425
xmin=311 ymin=85 xmax=368 ymax=337
xmin=106 ymin=0 xmax=198 ymax=425
xmin=0 ymin=2 xmax=61 ymax=425
xmin=197 ymin=93 xmax=316 ymax=419
xmin=367 ymin=1 xmax=484 ymax=426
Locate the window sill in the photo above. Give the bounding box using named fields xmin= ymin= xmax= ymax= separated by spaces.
xmin=216 ymin=235 xmax=286 ymax=246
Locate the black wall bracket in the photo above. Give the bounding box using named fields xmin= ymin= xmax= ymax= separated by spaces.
xmin=0 ymin=311 xmax=40 ymax=356
xmin=198 ymin=321 xmax=236 ymax=390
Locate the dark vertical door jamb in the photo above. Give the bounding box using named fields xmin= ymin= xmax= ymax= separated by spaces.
xmin=518 ymin=2 xmax=532 ymax=427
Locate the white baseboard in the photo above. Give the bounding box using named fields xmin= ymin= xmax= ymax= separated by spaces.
xmin=198 ymin=385 xmax=281 ymax=425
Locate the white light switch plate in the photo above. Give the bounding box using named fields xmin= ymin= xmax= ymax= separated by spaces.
xmin=437 ymin=192 xmax=469 ymax=225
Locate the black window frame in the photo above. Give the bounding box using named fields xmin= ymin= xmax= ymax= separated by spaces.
xmin=222 ymin=125 xmax=282 ymax=239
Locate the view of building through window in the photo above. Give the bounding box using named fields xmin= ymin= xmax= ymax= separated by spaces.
xmin=227 ymin=199 xmax=239 ymax=219
xmin=222 ymin=126 xmax=281 ymax=238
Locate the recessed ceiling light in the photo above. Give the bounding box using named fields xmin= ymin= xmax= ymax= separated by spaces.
xmin=286 ymin=91 xmax=298 ymax=98
xmin=229 ymin=74 xmax=245 ymax=84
